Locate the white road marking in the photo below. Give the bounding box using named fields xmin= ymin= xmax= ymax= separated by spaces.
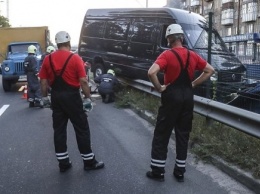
xmin=0 ymin=105 xmax=10 ymax=116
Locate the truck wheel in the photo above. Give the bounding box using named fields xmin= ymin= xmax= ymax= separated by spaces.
xmin=2 ymin=79 xmax=12 ymax=92
xmin=93 ymin=63 xmax=105 ymax=78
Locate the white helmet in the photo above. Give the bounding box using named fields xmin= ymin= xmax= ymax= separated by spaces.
xmin=165 ymin=24 xmax=184 ymax=38
xmin=46 ymin=45 xmax=55 ymax=53
xmin=55 ymin=31 xmax=71 ymax=44
xmin=107 ymin=69 xmax=115 ymax=76
xmin=28 ymin=45 xmax=37 ymax=54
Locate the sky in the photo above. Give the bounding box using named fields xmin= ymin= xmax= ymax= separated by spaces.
xmin=0 ymin=0 xmax=167 ymax=46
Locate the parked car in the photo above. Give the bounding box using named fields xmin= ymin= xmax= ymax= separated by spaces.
xmin=228 ymin=82 xmax=260 ymax=114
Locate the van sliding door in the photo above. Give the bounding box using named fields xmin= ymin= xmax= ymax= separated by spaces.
xmin=78 ymin=19 xmax=106 ymax=62
xmin=127 ymin=18 xmax=159 ymax=80
xmin=103 ymin=18 xmax=130 ymax=74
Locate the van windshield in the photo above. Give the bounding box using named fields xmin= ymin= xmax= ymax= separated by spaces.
xmin=182 ymin=23 xmax=229 ymax=53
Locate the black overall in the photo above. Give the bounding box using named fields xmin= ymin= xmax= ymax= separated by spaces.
xmin=24 ymin=55 xmax=42 ymax=102
xmin=150 ymin=49 xmax=193 ymax=175
xmin=49 ymin=54 xmax=95 ymax=165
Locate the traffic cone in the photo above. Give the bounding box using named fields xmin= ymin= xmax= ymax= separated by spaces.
xmin=22 ymin=85 xmax=28 ymax=99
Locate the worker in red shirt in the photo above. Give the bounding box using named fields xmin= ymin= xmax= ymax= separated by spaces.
xmin=146 ymin=24 xmax=215 ymax=182
xmin=39 ymin=31 xmax=104 ymax=172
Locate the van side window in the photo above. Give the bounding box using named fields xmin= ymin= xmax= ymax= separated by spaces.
xmin=83 ymin=20 xmax=105 ymax=38
xmin=161 ymin=25 xmax=168 ymax=48
xmin=131 ymin=22 xmax=157 ymax=43
xmin=104 ymin=20 xmax=129 ymax=40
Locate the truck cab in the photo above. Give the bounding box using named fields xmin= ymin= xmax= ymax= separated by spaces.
xmin=1 ymin=42 xmax=42 ymax=91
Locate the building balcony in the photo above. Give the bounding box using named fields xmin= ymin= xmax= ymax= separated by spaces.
xmin=222 ymin=2 xmax=234 ymax=10
xmin=221 ymin=9 xmax=234 ymax=25
xmin=221 ymin=18 xmax=234 ymax=25
xmin=222 ymin=0 xmax=234 ymax=3
xmin=242 ymin=12 xmax=257 ymax=22
xmin=191 ymin=0 xmax=200 ymax=7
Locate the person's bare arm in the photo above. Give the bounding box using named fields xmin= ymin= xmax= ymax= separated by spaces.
xmin=40 ymin=79 xmax=49 ymax=97
xmin=79 ymin=77 xmax=91 ymax=98
xmin=148 ymin=63 xmax=166 ymax=93
xmin=192 ymin=63 xmax=215 ymax=88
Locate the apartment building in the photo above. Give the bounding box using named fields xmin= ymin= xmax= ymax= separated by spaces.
xmin=167 ymin=0 xmax=260 ymax=67
xmin=168 ymin=0 xmax=260 ymax=64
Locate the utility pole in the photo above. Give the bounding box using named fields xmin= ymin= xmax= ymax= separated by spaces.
xmin=146 ymin=0 xmax=148 ymax=8
xmin=237 ymin=0 xmax=240 ymax=35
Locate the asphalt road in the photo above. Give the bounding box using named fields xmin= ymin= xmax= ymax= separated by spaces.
xmin=0 ymin=77 xmax=254 ymax=194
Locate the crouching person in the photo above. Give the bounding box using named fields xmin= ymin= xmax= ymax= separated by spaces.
xmin=94 ymin=69 xmax=120 ymax=103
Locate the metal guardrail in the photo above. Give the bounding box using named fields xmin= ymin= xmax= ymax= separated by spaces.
xmin=118 ymin=77 xmax=260 ymax=139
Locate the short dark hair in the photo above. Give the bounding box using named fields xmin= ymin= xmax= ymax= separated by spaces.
xmin=167 ymin=34 xmax=184 ymax=45
xmin=57 ymin=41 xmax=71 ymax=49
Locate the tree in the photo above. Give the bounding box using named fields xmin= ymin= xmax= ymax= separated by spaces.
xmin=0 ymin=15 xmax=11 ymax=27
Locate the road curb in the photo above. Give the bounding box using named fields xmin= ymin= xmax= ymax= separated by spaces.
xmin=130 ymin=104 xmax=260 ymax=193
xmin=209 ymin=156 xmax=260 ymax=194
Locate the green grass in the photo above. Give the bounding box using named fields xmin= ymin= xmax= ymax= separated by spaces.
xmin=115 ymin=86 xmax=260 ymax=179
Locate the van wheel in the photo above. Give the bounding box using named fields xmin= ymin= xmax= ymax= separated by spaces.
xmin=2 ymin=79 xmax=12 ymax=92
xmin=93 ymin=64 xmax=105 ymax=78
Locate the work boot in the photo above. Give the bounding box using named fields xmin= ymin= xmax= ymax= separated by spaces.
xmin=104 ymin=94 xmax=110 ymax=103
xmin=29 ymin=102 xmax=34 ymax=108
xmin=84 ymin=160 xmax=104 ymax=171
xmin=59 ymin=161 xmax=72 ymax=173
xmin=34 ymin=100 xmax=43 ymax=108
xmin=173 ymin=169 xmax=184 ymax=182
xmin=146 ymin=171 xmax=164 ymax=182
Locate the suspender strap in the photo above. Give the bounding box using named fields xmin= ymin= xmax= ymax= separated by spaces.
xmin=49 ymin=53 xmax=74 ymax=77
xmin=170 ymin=49 xmax=190 ymax=70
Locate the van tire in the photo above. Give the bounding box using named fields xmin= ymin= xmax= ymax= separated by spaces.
xmin=2 ymin=79 xmax=12 ymax=92
xmin=93 ymin=63 xmax=105 ymax=78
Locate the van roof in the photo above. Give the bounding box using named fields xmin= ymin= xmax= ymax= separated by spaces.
xmin=85 ymin=7 xmax=206 ymax=25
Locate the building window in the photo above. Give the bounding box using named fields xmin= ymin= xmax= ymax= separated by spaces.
xmin=248 ymin=23 xmax=254 ymax=33
xmin=227 ymin=27 xmax=232 ymax=36
xmin=232 ymin=42 xmax=237 ymax=55
xmin=246 ymin=43 xmax=253 ymax=56
xmin=240 ymin=26 xmax=245 ymax=34
xmin=234 ymin=27 xmax=237 ymax=35
xmin=238 ymin=42 xmax=245 ymax=56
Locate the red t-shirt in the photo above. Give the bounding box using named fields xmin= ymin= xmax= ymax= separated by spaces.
xmin=155 ymin=47 xmax=207 ymax=85
xmin=39 ymin=50 xmax=86 ymax=88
